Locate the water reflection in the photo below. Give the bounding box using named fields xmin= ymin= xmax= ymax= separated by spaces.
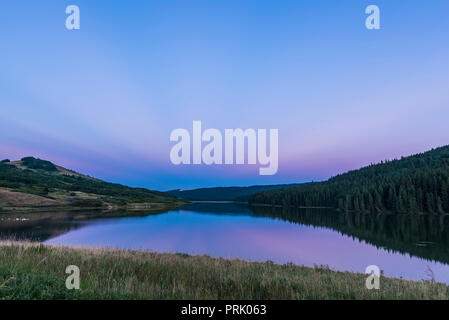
xmin=0 ymin=210 xmax=166 ymax=241
xmin=250 ymin=205 xmax=449 ymax=265
xmin=1 ymin=203 xmax=449 ymax=283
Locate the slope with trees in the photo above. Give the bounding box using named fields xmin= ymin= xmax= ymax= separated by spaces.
xmin=249 ymin=146 xmax=449 ymax=215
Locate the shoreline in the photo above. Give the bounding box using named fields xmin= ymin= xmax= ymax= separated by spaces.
xmin=1 ymin=241 xmax=448 ymax=300
xmin=0 ymin=201 xmax=189 ymax=215
xmin=248 ymin=202 xmax=449 ymax=216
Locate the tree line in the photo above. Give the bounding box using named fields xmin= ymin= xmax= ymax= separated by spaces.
xmin=249 ymin=146 xmax=449 ymax=215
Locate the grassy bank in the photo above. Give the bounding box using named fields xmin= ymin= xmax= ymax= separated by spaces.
xmin=0 ymin=242 xmax=448 ymax=299
xmin=0 ymin=200 xmax=188 ymax=215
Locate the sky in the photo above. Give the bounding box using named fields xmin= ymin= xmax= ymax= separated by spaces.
xmin=1 ymin=0 xmax=449 ymax=190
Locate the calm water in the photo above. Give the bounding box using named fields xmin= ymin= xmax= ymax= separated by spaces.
xmin=2 ymin=202 xmax=449 ymax=283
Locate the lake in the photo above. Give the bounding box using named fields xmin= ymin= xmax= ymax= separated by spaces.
xmin=1 ymin=202 xmax=449 ymax=283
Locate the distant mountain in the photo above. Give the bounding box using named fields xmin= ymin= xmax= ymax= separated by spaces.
xmin=0 ymin=157 xmax=185 ymax=211
xmin=167 ymin=183 xmax=303 ymax=202
xmin=249 ymin=146 xmax=449 ymax=215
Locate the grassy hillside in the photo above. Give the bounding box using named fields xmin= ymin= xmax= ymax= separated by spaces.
xmin=0 ymin=157 xmax=185 ymax=212
xmin=167 ymin=183 xmax=302 ymax=202
xmin=0 ymin=242 xmax=447 ymax=299
xmin=249 ymin=146 xmax=449 ymax=215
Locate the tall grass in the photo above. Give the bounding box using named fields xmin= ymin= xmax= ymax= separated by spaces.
xmin=0 ymin=241 xmax=448 ymax=300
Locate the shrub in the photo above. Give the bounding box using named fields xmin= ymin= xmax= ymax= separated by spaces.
xmin=21 ymin=157 xmax=57 ymax=172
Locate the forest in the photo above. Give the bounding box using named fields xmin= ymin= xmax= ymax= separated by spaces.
xmin=249 ymin=146 xmax=449 ymax=214
xmin=167 ymin=183 xmax=302 ymax=201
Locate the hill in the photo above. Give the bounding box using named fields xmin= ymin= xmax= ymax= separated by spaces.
xmin=249 ymin=146 xmax=449 ymax=215
xmin=0 ymin=157 xmax=185 ymax=212
xmin=167 ymin=183 xmax=302 ymax=202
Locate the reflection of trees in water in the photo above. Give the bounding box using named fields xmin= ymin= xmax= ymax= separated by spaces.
xmin=2 ymin=203 xmax=449 ymax=266
xmin=250 ymin=205 xmax=449 ymax=265
xmin=0 ymin=220 xmax=84 ymax=242
xmin=0 ymin=210 xmax=169 ymax=242
xmin=180 ymin=202 xmax=255 ymax=215
xmin=0 ymin=213 xmax=88 ymax=241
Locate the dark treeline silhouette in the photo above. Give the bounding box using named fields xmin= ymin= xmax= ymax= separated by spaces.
xmin=167 ymin=183 xmax=302 ymax=201
xmin=249 ymin=146 xmax=449 ymax=214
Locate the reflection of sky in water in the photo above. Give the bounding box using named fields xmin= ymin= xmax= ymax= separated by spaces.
xmin=46 ymin=209 xmax=449 ymax=284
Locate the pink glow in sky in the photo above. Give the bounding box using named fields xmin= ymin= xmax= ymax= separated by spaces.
xmin=1 ymin=1 xmax=449 ymax=190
